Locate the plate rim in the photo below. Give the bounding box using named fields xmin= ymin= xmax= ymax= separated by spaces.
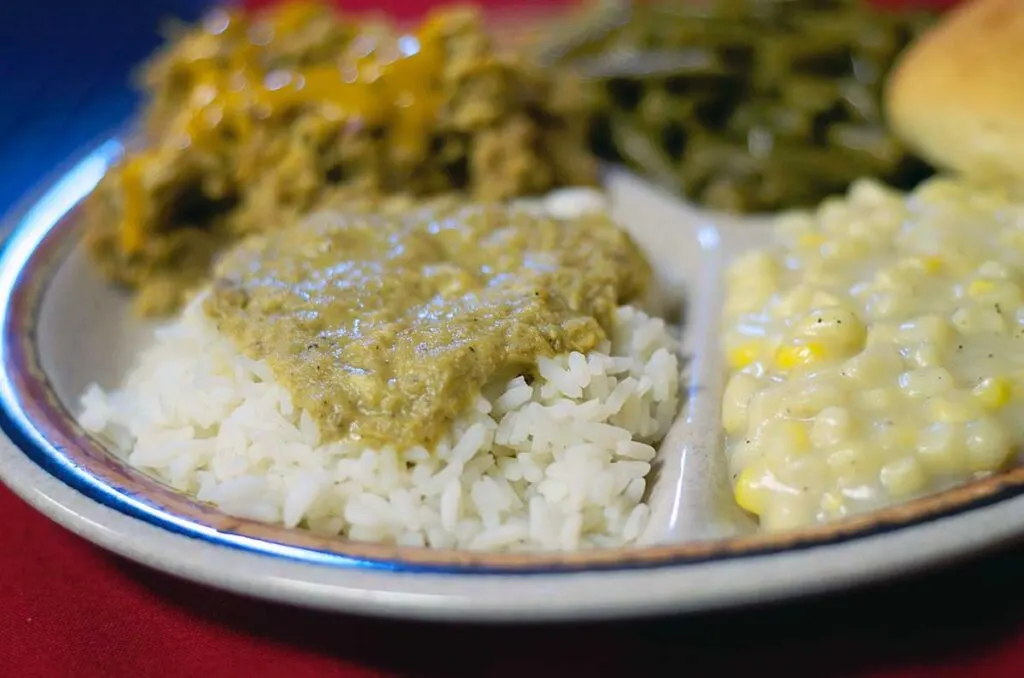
xmin=3 ymin=134 xmax=1024 ymax=619
xmin=3 ymin=425 xmax=1020 ymax=621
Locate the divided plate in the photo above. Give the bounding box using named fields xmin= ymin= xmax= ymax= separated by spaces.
xmin=3 ymin=137 xmax=1024 ymax=621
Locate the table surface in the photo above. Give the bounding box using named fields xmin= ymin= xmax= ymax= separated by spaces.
xmin=3 ymin=1 xmax=1019 ymax=676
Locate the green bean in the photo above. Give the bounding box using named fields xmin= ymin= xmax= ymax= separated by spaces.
xmin=549 ymin=0 xmax=938 ymax=213
xmin=608 ymin=112 xmax=679 ymax=191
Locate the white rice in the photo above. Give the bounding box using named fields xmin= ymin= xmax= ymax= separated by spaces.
xmin=79 ymin=300 xmax=679 ymax=551
xmin=80 ymin=230 xmax=680 ymax=552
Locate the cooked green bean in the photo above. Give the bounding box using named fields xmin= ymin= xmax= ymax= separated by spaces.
xmin=552 ymin=0 xmax=938 ymax=213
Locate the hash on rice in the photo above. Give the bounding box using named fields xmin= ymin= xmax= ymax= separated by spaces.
xmin=80 ymin=294 xmax=679 ymax=553
xmin=78 ymin=188 xmax=682 ymax=552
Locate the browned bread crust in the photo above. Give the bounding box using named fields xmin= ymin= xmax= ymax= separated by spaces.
xmin=886 ymin=0 xmax=1024 ymax=183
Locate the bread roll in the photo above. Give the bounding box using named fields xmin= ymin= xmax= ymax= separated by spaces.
xmin=885 ymin=0 xmax=1024 ymax=184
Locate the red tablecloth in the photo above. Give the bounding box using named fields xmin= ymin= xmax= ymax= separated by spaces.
xmin=8 ymin=0 xmax=1020 ymax=676
xmin=6 ymin=483 xmax=1024 ymax=678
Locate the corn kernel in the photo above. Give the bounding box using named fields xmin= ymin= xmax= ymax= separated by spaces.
xmin=952 ymin=305 xmax=1005 ymax=334
xmin=811 ymin=406 xmax=852 ymax=449
xmin=820 ymin=491 xmax=845 ymax=518
xmin=760 ymin=493 xmax=813 ymax=532
xmin=826 ymin=444 xmax=879 ymax=483
xmin=865 ymin=324 xmax=896 ymax=347
xmin=898 ymin=367 xmax=954 ymax=399
xmin=734 ymin=466 xmax=767 ymax=516
xmin=728 ymin=438 xmax=759 ymax=472
xmin=723 ymin=373 xmax=758 ymax=436
xmin=916 ymin=421 xmax=963 ymax=475
xmin=972 ymin=377 xmax=1013 ymax=409
xmin=965 ymin=417 xmax=1012 ymax=472
xmin=794 ymin=306 xmax=867 ymax=353
xmin=727 ymin=341 xmax=761 ymax=371
xmin=967 ymin=279 xmax=996 ymax=298
xmin=895 ymin=315 xmax=950 ymax=348
xmin=979 ymin=260 xmax=1012 ymax=279
xmin=773 ymin=286 xmax=815 ymax=319
xmin=810 ymin=291 xmax=842 ymax=308
xmin=780 ymin=381 xmax=846 ymax=418
xmin=876 ymin=422 xmax=918 ymax=453
xmin=864 ymin=290 xmax=904 ymax=320
xmin=761 ymin=420 xmax=813 ymax=460
xmin=920 ymin=255 xmax=944 ymax=274
xmin=727 ymin=252 xmax=778 ymax=286
xmin=855 ymin=387 xmax=900 ymax=412
xmin=880 ymin=457 xmax=927 ymax=497
xmin=926 ymin=392 xmax=981 ymax=423
xmin=907 ymin=343 xmax=942 ymax=368
xmin=797 ymin=233 xmax=825 ymax=249
xmin=839 ymin=345 xmax=904 ymax=383
xmin=788 ymin=454 xmax=829 ymax=492
xmin=774 ymin=343 xmax=826 ymax=371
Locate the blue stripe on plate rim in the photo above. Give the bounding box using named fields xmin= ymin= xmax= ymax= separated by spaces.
xmin=3 ymin=135 xmax=1024 ymax=575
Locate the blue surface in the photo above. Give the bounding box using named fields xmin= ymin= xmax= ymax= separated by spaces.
xmin=0 ymin=1 xmax=212 ymax=216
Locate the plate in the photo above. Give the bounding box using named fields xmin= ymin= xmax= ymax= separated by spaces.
xmin=2 ymin=136 xmax=1024 ymax=622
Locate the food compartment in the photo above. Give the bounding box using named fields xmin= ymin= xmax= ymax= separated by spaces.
xmin=26 ymin=160 xmax=713 ymax=553
xmin=710 ymin=177 xmax=1024 ymax=536
xmin=542 ymin=0 xmax=938 ymax=214
xmin=601 ymin=168 xmax=762 ymax=544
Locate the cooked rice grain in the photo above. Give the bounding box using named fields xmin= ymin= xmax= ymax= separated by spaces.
xmin=79 ymin=300 xmax=680 ymax=551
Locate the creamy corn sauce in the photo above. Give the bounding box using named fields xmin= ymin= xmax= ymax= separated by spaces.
xmin=205 ymin=202 xmax=649 ymax=449
xmin=722 ymin=177 xmax=1024 ymax=531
